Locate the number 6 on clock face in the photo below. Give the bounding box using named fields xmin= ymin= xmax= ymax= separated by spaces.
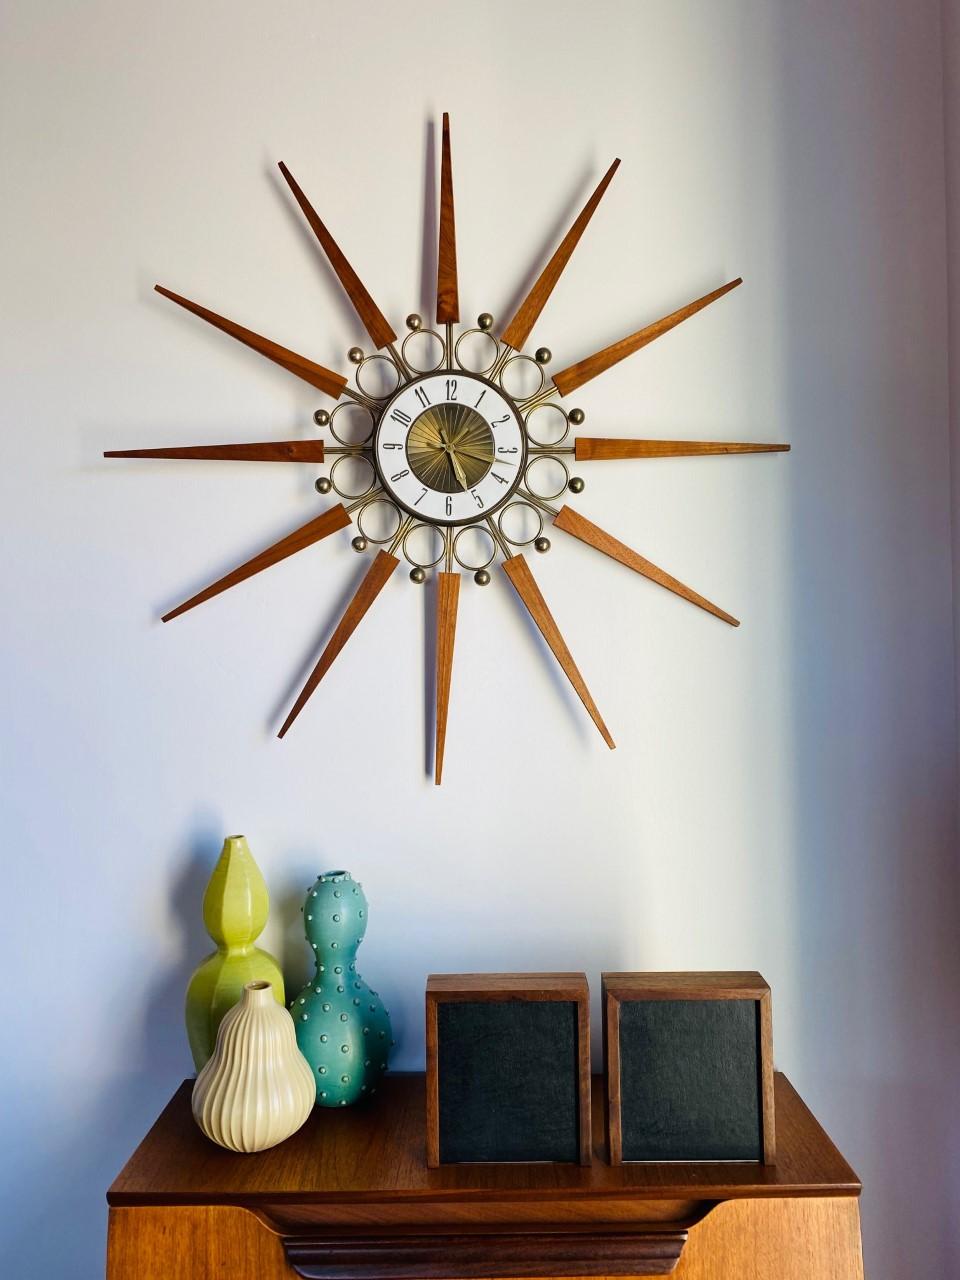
xmin=374 ymin=372 xmax=527 ymax=524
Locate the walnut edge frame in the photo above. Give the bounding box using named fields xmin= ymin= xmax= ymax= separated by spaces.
xmin=602 ymin=971 xmax=776 ymax=1167
xmin=425 ymin=973 xmax=592 ymax=1170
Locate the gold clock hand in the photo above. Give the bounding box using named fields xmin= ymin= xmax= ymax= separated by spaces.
xmin=450 ymin=451 xmax=469 ymax=491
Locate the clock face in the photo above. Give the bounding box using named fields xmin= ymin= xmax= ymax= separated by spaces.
xmin=374 ymin=372 xmax=526 ymax=524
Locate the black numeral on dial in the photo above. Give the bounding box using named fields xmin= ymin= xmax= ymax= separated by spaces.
xmin=414 ymin=387 xmax=430 ymax=408
xmin=391 ymin=469 xmax=410 ymax=482
xmin=446 ymin=379 xmax=457 ymax=400
xmin=390 ymin=409 xmax=411 ymax=426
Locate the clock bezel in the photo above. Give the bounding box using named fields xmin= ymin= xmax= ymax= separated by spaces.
xmin=372 ymin=369 xmax=528 ymax=527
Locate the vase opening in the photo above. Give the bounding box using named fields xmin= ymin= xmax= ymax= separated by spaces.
xmin=246 ymin=980 xmax=272 ymax=991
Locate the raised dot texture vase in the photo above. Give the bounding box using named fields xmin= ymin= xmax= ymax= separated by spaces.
xmin=292 ymin=870 xmax=393 ymax=1107
xmin=185 ymin=834 xmax=285 ymax=1070
xmin=192 ymin=980 xmax=316 ymax=1152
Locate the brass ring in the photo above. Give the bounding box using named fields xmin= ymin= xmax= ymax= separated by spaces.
xmin=329 ymin=401 xmax=375 ymax=447
xmin=401 ymin=328 xmax=446 ymax=375
xmin=356 ymin=353 xmax=401 ymax=400
xmin=497 ymin=500 xmax=544 ymax=548
xmin=500 ymin=354 xmax=545 ymax=401
xmin=453 ymin=328 xmax=499 ymax=376
xmin=329 ymin=453 xmax=377 ymax=500
xmin=524 ymin=454 xmax=570 ymax=502
xmin=524 ymin=402 xmax=569 ymax=447
xmin=402 ymin=522 xmax=446 ymax=570
xmin=357 ymin=498 xmax=402 ymax=545
xmin=453 ymin=526 xmax=497 ymax=571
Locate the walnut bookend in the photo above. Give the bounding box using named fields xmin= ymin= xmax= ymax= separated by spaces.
xmin=603 ymin=971 xmax=775 ymax=1166
xmin=426 ymin=973 xmax=591 ymax=1167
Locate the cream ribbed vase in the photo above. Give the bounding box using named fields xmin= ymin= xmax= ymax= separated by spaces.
xmin=192 ymin=981 xmax=316 ymax=1153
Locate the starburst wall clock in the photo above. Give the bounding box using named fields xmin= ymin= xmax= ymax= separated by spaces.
xmin=106 ymin=115 xmax=788 ymax=783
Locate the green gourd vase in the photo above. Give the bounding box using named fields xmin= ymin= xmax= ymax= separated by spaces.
xmin=292 ymin=870 xmax=393 ymax=1107
xmin=185 ymin=835 xmax=285 ymax=1070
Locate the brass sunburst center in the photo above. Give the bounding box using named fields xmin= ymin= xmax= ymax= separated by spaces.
xmin=407 ymin=403 xmax=495 ymax=493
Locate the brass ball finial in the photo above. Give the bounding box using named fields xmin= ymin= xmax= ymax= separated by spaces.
xmin=405 ymin=314 xmax=422 ymax=332
xmin=351 ymin=535 xmax=368 ymax=553
xmin=409 ymin=567 xmax=426 ymax=584
xmin=474 ymin=568 xmax=491 ymax=586
xmin=315 ymin=476 xmax=333 ymax=495
xmin=477 ymin=313 xmax=494 ymax=331
xmin=534 ymin=537 xmax=551 ymax=554
xmin=535 ymin=347 xmax=552 ymax=365
xmin=568 ymin=476 xmax=585 ymax=494
xmin=568 ymin=407 xmax=585 ymax=426
xmin=347 ymin=347 xmax=364 ymax=365
xmin=313 ymin=409 xmax=331 ymax=427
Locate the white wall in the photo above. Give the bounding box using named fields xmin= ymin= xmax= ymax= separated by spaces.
xmin=2 ymin=2 xmax=957 ymax=1276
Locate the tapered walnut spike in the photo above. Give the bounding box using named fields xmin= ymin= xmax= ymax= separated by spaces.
xmin=154 ymin=286 xmax=348 ymax=399
xmin=553 ymin=506 xmax=739 ymax=627
xmin=502 ymin=555 xmax=615 ymax=749
xmin=436 ymin=113 xmax=459 ymax=325
xmin=162 ymin=505 xmax=352 ymax=623
xmin=574 ymin=438 xmax=789 ymax=461
xmin=500 ymin=158 xmax=620 ymax=353
xmin=551 ymin=278 xmax=742 ymax=397
xmin=278 ymin=550 xmax=399 ymax=738
xmin=105 ymin=441 xmax=325 ymax=463
xmin=277 ymin=162 xmax=397 ymax=350
xmin=434 ymin=571 xmax=460 ymax=784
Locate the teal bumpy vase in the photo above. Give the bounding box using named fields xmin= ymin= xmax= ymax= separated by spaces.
xmin=292 ymin=870 xmax=393 ymax=1107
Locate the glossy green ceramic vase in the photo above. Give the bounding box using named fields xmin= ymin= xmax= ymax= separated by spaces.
xmin=292 ymin=870 xmax=392 ymax=1107
xmin=185 ymin=835 xmax=285 ymax=1070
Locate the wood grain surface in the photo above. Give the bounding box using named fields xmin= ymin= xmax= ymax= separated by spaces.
xmin=574 ymin=438 xmax=789 ymax=461
xmin=154 ymin=286 xmax=348 ymax=399
xmin=278 ymin=550 xmax=399 ymax=737
xmin=434 ymin=570 xmax=460 ymax=784
xmin=107 ymin=1072 xmax=860 ymax=1206
xmin=500 ymin=159 xmax=620 ymax=352
xmin=106 ymin=1197 xmax=863 ymax=1280
xmin=436 ymin=112 xmax=460 ymax=325
xmin=105 ymin=441 xmax=325 ymax=463
xmin=278 ymin=162 xmax=397 ymax=350
xmin=162 ymin=505 xmax=352 ymax=623
xmin=551 ymin=279 xmax=742 ymax=397
xmin=501 ymin=554 xmax=615 ymax=749
xmin=552 ymin=506 xmax=738 ymax=627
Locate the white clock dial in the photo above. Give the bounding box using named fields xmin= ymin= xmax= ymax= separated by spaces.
xmin=374 ymin=372 xmax=526 ymax=524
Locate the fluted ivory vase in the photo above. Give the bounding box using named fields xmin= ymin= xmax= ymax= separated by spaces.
xmin=192 ymin=981 xmax=316 ymax=1152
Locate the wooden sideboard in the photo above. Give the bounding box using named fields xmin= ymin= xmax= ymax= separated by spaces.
xmin=106 ymin=1072 xmax=863 ymax=1279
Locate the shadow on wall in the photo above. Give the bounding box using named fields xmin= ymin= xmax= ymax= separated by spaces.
xmin=772 ymin=6 xmax=960 ymax=1280
xmin=2 ymin=820 xmax=222 ymax=1277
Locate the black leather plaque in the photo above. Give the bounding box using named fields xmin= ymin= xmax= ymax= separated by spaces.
xmin=437 ymin=1000 xmax=580 ymax=1163
xmin=618 ymin=998 xmax=762 ymax=1161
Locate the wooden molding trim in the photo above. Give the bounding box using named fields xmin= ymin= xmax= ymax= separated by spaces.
xmin=283 ymin=1226 xmax=688 ymax=1278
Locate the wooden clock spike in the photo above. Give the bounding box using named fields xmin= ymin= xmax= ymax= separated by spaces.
xmin=154 ymin=286 xmax=348 ymax=399
xmin=500 ymin=158 xmax=620 ymax=353
xmin=501 ymin=554 xmax=615 ymax=749
xmin=551 ymin=278 xmax=742 ymax=397
xmin=552 ymin=506 xmax=739 ymax=626
xmin=278 ymin=162 xmax=398 ymax=350
xmin=162 ymin=505 xmax=352 ymax=623
xmin=574 ymin=438 xmax=790 ymax=461
xmin=434 ymin=570 xmax=460 ymax=784
xmin=436 ymin=113 xmax=459 ymax=326
xmin=105 ymin=441 xmax=325 ymax=463
xmin=278 ymin=550 xmax=400 ymax=738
